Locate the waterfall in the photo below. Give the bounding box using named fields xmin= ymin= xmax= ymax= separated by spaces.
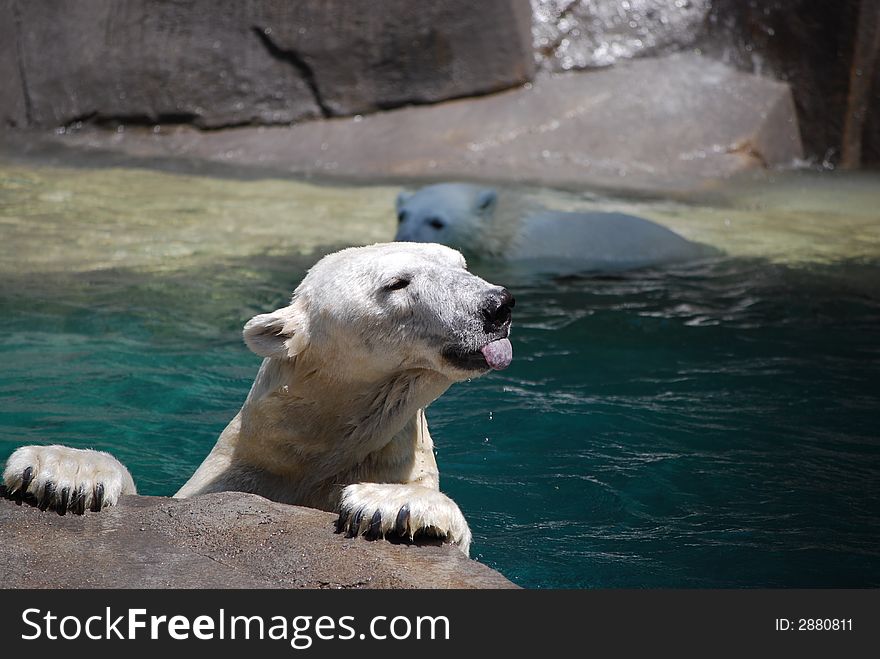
xmin=531 ymin=0 xmax=710 ymax=70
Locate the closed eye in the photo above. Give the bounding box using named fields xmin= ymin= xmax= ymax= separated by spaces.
xmin=428 ymin=218 xmax=445 ymax=230
xmin=383 ymin=277 xmax=411 ymax=291
xmin=397 ymin=211 xmax=407 ymax=223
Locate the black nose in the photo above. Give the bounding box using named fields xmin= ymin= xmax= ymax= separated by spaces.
xmin=482 ymin=288 xmax=515 ymax=332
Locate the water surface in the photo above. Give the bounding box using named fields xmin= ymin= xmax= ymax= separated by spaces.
xmin=1 ymin=160 xmax=878 ymax=588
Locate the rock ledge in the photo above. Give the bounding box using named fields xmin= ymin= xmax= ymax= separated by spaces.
xmin=0 ymin=491 xmax=516 ymax=589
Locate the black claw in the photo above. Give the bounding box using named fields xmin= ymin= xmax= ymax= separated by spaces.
xmin=90 ymin=483 xmax=104 ymax=512
xmin=20 ymin=466 xmax=34 ymax=493
xmin=8 ymin=466 xmax=35 ymax=501
xmin=71 ymin=485 xmax=86 ymax=515
xmin=365 ymin=510 xmax=382 ymax=540
xmin=38 ymin=482 xmax=56 ymax=511
xmin=57 ymin=487 xmax=70 ymax=515
xmin=335 ymin=510 xmax=351 ymax=534
xmin=346 ymin=509 xmax=364 ymax=538
xmin=394 ymin=505 xmax=411 ymax=537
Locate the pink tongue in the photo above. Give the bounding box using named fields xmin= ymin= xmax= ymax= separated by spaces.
xmin=480 ymin=338 xmax=513 ymax=370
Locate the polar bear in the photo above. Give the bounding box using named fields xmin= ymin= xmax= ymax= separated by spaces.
xmin=395 ymin=183 xmax=709 ymax=273
xmin=2 ymin=243 xmax=516 ymax=555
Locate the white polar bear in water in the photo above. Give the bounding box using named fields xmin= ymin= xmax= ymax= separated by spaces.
xmin=395 ymin=183 xmax=709 ymax=273
xmin=2 ymin=243 xmax=516 ymax=555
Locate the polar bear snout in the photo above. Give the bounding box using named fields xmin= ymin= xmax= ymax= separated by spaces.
xmin=481 ymin=287 xmax=515 ymax=334
xmin=440 ymin=285 xmax=515 ymax=374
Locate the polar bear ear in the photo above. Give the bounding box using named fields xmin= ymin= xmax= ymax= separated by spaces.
xmin=396 ymin=191 xmax=414 ymax=212
xmin=475 ymin=189 xmax=497 ymax=216
xmin=242 ymin=303 xmax=309 ymax=359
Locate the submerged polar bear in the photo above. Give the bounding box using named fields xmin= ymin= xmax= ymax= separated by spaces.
xmin=395 ymin=183 xmax=709 ymax=273
xmin=2 ymin=243 xmax=516 ymax=555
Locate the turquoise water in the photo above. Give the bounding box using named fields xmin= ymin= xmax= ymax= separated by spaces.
xmin=456 ymin=258 xmax=880 ymax=587
xmin=1 ymin=162 xmax=879 ymax=588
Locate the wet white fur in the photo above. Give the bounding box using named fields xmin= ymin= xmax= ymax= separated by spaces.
xmin=3 ymin=243 xmax=507 ymax=555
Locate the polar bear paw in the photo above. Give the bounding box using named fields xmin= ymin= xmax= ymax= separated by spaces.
xmin=2 ymin=445 xmax=136 ymax=515
xmin=336 ymin=483 xmax=472 ymax=556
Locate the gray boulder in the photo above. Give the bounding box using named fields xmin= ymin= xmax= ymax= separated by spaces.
xmin=2 ymin=0 xmax=534 ymax=129
xmin=0 ymin=491 xmax=516 ymax=589
xmin=0 ymin=1 xmax=27 ymax=128
xmin=51 ymin=53 xmax=802 ymax=195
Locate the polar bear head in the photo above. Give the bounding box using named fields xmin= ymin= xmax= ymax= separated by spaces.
xmin=242 ymin=242 xmax=514 ymax=383
xmin=394 ymin=183 xmax=498 ymax=252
